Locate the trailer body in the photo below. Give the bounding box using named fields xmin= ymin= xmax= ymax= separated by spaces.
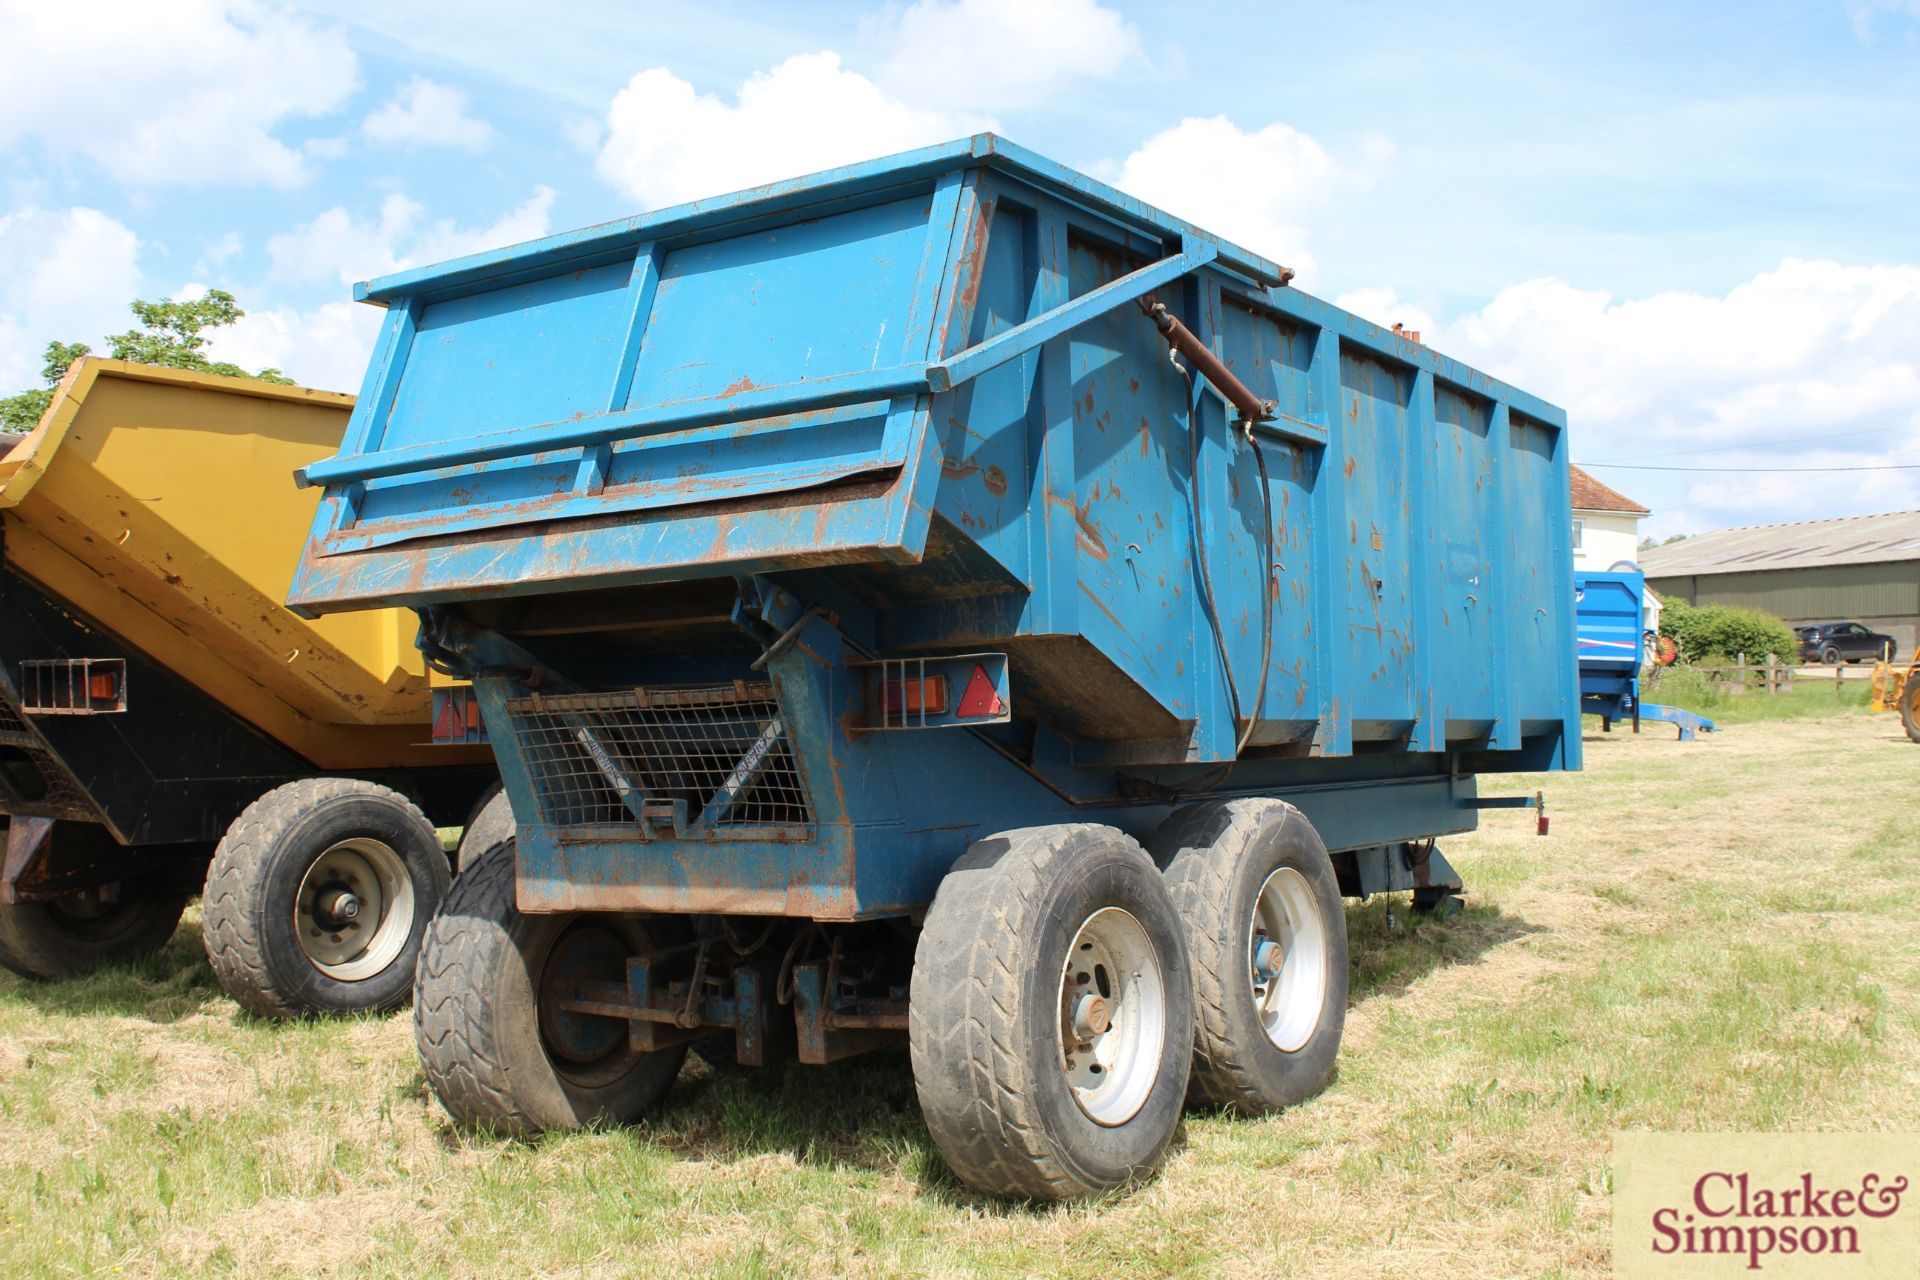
xmin=1574 ymin=567 xmax=1711 ymax=740
xmin=285 ymin=134 xmax=1578 ymax=922
xmin=0 ymin=360 xmax=489 ymax=902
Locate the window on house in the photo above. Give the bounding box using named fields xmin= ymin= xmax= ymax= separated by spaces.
xmin=1572 ymin=518 xmax=1584 ymax=550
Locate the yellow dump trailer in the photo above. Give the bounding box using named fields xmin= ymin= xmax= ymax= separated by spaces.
xmin=0 ymin=359 xmax=496 ymax=1012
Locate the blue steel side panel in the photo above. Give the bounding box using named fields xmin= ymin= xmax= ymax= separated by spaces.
xmin=1430 ymin=383 xmax=1497 ymax=733
xmin=383 ymin=262 xmax=635 ymax=449
xmin=930 ymin=198 xmax=1033 ymax=584
xmin=1065 ymin=235 xmax=1199 ymax=731
xmin=1337 ymin=349 xmax=1416 ymax=736
xmin=628 ymin=197 xmax=932 ymax=407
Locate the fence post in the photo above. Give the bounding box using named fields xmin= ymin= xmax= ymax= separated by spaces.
xmin=1737 ymin=652 xmax=1747 ymax=694
xmin=1767 ymin=652 xmax=1777 ymax=694
xmin=1836 ymin=664 xmax=1844 ymax=692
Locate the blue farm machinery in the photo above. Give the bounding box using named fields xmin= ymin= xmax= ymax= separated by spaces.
xmin=1575 ymin=568 xmax=1712 ymax=741
xmin=288 ymin=136 xmax=1581 ymax=1199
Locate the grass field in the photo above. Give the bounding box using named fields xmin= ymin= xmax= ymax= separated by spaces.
xmin=1639 ymin=664 xmax=1874 ymax=725
xmin=3 ymin=712 xmax=1916 ymax=1279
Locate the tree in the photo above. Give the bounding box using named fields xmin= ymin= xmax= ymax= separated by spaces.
xmin=0 ymin=290 xmax=290 ymax=433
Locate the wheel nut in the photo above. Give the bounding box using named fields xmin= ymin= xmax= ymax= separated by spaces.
xmin=1070 ymin=992 xmax=1110 ymax=1040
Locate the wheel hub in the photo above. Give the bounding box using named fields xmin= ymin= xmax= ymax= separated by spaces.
xmin=1252 ymin=937 xmax=1283 ymax=983
xmin=1058 ymin=906 xmax=1165 ymax=1127
xmin=293 ymin=838 xmax=414 ymax=980
xmin=536 ymin=925 xmax=629 ymax=1067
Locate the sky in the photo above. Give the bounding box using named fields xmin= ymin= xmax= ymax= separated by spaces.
xmin=1 ymin=0 xmax=1917 ymax=538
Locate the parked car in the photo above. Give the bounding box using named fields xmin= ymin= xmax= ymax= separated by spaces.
xmin=1795 ymin=621 xmax=1896 ymax=665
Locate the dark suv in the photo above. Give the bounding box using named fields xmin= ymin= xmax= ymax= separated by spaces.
xmin=1795 ymin=621 xmax=1896 ymax=665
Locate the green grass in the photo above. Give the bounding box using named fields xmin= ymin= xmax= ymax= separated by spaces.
xmin=2 ymin=713 xmax=1916 ymax=1278
xmin=1638 ymin=664 xmax=1872 ymax=724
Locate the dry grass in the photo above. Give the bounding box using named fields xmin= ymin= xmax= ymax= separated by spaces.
xmin=3 ymin=714 xmax=1916 ymax=1278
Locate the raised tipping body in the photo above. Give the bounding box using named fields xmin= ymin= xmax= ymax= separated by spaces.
xmin=0 ymin=360 xmax=493 ymax=1008
xmin=290 ymin=135 xmax=1581 ymax=1197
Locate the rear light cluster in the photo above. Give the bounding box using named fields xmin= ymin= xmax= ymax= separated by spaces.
xmin=18 ymin=658 xmax=127 ymax=715
xmin=431 ymin=687 xmax=489 ymax=745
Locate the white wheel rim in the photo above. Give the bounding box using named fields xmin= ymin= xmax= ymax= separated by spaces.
xmin=1058 ymin=906 xmax=1165 ymax=1127
xmin=293 ymin=838 xmax=415 ymax=980
xmin=1251 ymin=867 xmax=1328 ymax=1052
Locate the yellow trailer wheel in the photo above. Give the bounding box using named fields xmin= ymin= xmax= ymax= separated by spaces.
xmin=1902 ymin=679 xmax=1920 ymax=745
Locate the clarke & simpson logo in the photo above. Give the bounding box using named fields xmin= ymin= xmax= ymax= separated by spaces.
xmin=1613 ymin=1133 xmax=1918 ymax=1279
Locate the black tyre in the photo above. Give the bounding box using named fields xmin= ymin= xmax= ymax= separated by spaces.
xmin=910 ymin=824 xmax=1192 ymax=1201
xmin=1901 ymin=680 xmax=1920 ymax=745
xmin=455 ymin=782 xmax=514 ymax=870
xmin=1152 ymin=799 xmax=1348 ymax=1116
xmin=414 ymin=839 xmax=688 ymax=1135
xmin=202 ymin=778 xmax=450 ymax=1019
xmin=0 ymin=890 xmax=187 ymax=981
xmin=1821 ymin=646 xmax=1841 ymax=666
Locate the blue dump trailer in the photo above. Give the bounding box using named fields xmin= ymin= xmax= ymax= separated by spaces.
xmin=287 ymin=136 xmax=1580 ymax=1199
xmin=1575 ymin=568 xmax=1712 ymax=740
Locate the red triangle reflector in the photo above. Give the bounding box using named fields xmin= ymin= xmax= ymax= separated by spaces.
xmin=956 ymin=664 xmax=1003 ymax=718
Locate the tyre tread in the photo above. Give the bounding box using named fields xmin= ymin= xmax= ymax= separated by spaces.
xmin=201 ymin=777 xmax=436 ymax=1019
xmin=412 ymin=840 xmax=535 ymax=1134
xmin=912 ymin=823 xmax=1173 ymax=1200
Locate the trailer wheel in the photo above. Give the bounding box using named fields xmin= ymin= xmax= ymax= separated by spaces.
xmin=454 ymin=782 xmax=514 ymax=870
xmin=414 ymin=839 xmax=688 ymax=1135
xmin=202 ymin=779 xmax=450 ymax=1019
xmin=910 ymin=824 xmax=1192 ymax=1200
xmin=0 ymin=890 xmax=188 ymax=981
xmin=1151 ymin=799 xmax=1348 ymax=1116
xmin=1901 ymin=680 xmax=1920 ymax=745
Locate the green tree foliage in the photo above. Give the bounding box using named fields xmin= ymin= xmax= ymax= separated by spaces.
xmin=0 ymin=291 xmax=290 ymax=433
xmin=1658 ymin=597 xmax=1799 ymax=665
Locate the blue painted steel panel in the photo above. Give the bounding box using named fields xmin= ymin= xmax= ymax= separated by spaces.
xmin=285 ymin=135 xmax=1582 ymax=920
xmin=1576 ymin=571 xmax=1646 ymax=673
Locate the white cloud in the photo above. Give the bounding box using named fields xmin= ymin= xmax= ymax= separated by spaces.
xmin=595 ymin=53 xmax=990 ymax=209
xmin=1115 ymin=117 xmax=1391 ymax=279
xmin=266 ymin=187 xmax=557 ymax=287
xmin=220 ymin=187 xmax=558 ymax=391
xmin=1334 ymin=286 xmax=1439 ymax=343
xmin=0 ymin=1 xmax=357 ymax=188
xmin=874 ymin=0 xmax=1143 ymax=111
xmin=1352 ymin=260 xmax=1920 ymax=532
xmin=0 ymin=208 xmax=143 ymax=391
xmin=205 ymin=299 xmax=385 ymax=394
xmin=363 ymin=77 xmax=494 ymax=149
xmin=1849 ymin=0 xmax=1920 ymax=41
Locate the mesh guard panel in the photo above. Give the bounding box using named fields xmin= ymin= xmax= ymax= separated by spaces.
xmin=504 ymin=682 xmax=813 ymax=839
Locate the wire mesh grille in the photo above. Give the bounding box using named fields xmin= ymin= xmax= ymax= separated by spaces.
xmin=505 ymin=683 xmax=812 ymax=835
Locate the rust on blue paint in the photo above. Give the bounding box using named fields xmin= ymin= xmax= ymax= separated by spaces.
xmin=287 ymin=134 xmax=1581 ymax=921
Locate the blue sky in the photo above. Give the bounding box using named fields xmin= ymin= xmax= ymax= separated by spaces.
xmin=2 ymin=0 xmax=1917 ymax=535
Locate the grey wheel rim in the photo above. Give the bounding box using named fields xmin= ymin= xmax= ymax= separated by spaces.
xmin=294 ymin=838 xmax=415 ymax=980
xmin=1250 ymin=866 xmax=1329 ymax=1052
xmin=1058 ymin=906 xmax=1166 ymax=1126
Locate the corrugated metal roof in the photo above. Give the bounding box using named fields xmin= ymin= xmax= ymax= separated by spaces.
xmin=1640 ymin=509 xmax=1920 ymax=576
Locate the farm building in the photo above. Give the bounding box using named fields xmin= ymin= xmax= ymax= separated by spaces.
xmin=1569 ymin=466 xmax=1649 ymax=572
xmin=1640 ymin=509 xmax=1920 ymax=652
